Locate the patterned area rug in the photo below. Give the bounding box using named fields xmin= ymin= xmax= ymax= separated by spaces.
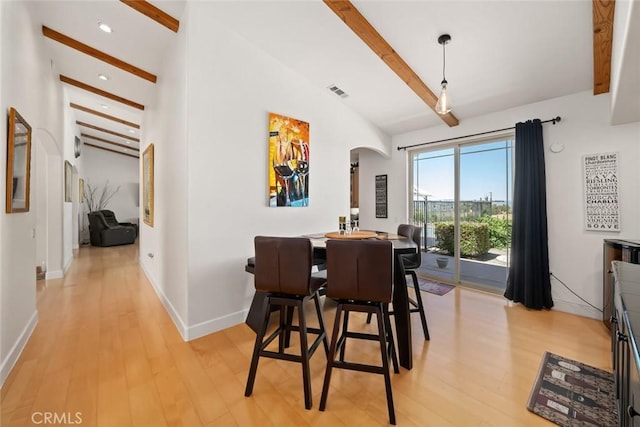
xmin=416 ymin=278 xmax=454 ymax=296
xmin=527 ymin=352 xmax=617 ymax=426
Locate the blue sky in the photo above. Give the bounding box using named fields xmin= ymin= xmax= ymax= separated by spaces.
xmin=413 ymin=140 xmax=513 ymax=202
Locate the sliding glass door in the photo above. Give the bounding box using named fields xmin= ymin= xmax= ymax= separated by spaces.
xmin=411 ymin=137 xmax=513 ymax=292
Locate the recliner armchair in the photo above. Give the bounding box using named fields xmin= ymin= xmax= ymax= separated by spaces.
xmin=87 ymin=211 xmax=137 ymax=247
xmin=101 ymin=209 xmax=138 ymax=237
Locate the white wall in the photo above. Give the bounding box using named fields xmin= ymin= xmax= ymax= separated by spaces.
xmin=0 ymin=1 xmax=67 ymax=385
xmin=359 ymin=90 xmax=640 ymax=320
xmin=140 ymin=2 xmax=390 ymax=339
xmin=34 ymin=138 xmax=48 ymax=269
xmin=81 ymin=146 xmax=139 ymax=222
xmin=610 ymin=0 xmax=640 ymax=125
xmin=184 ymin=3 xmax=389 ymax=337
xmin=61 ymin=96 xmax=81 ymax=270
xmin=140 ymin=9 xmax=190 ymax=335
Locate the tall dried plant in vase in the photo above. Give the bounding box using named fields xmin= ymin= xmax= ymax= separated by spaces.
xmin=83 ymin=180 xmax=120 ymax=213
xmin=80 ymin=181 xmax=120 ymax=245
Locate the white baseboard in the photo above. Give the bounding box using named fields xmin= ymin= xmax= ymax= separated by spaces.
xmin=186 ymin=310 xmax=249 ymax=341
xmin=0 ymin=311 xmax=38 ymax=388
xmin=139 ymin=261 xmax=189 ymax=341
xmin=63 ymin=255 xmax=73 ymax=274
xmin=46 ymin=270 xmax=64 ymax=280
xmin=138 ymin=259 xmax=248 ymax=341
xmin=552 ymin=298 xmax=602 ymax=320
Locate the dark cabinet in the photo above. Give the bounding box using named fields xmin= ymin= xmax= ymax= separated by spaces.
xmin=612 ymin=262 xmax=640 ymax=426
xmin=628 ymin=349 xmax=640 ymax=425
xmin=605 ymin=240 xmax=640 ymax=328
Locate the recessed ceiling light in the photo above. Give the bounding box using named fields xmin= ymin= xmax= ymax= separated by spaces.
xmin=98 ymin=74 xmax=109 ymax=81
xmin=99 ymin=104 xmax=109 ymax=109
xmin=128 ymin=129 xmax=136 ymax=134
xmin=98 ymin=22 xmax=112 ymax=33
xmin=126 ymin=141 xmax=131 ymax=144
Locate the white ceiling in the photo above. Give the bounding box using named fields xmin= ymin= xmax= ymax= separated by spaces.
xmin=29 ymin=0 xmax=639 ymax=158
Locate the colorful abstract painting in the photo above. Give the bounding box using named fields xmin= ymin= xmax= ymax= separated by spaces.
xmin=268 ymin=113 xmax=310 ymax=207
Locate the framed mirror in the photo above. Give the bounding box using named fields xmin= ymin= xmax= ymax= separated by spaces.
xmin=6 ymin=107 xmax=32 ymax=213
xmin=142 ymin=143 xmax=154 ymax=226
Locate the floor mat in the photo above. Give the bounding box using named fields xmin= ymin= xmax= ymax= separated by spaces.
xmin=416 ymin=278 xmax=454 ymax=296
xmin=527 ymin=351 xmax=617 ymax=426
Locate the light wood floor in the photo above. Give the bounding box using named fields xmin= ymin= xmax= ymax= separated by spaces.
xmin=1 ymin=243 xmax=611 ymax=426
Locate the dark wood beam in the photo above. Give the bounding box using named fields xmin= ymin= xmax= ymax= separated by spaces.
xmin=42 ymin=26 xmax=157 ymax=83
xmin=593 ymin=0 xmax=615 ymax=94
xmin=81 ymin=133 xmax=140 ymax=152
xmin=76 ymin=121 xmax=140 ymax=142
xmin=70 ymin=103 xmax=140 ymax=129
xmin=60 ymin=75 xmax=145 ymax=110
xmin=323 ymin=0 xmax=458 ymax=127
xmin=120 ymin=0 xmax=180 ymax=33
xmin=85 ymin=142 xmax=140 ymax=159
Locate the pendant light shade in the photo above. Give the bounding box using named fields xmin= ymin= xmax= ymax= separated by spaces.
xmin=435 ymin=34 xmax=452 ymax=115
xmin=435 ymin=80 xmax=450 ymax=115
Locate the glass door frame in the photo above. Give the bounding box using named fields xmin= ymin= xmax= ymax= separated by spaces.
xmin=408 ymin=131 xmax=515 ymax=292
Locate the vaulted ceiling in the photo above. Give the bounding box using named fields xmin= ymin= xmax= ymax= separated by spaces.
xmin=30 ymin=0 xmax=638 ymax=160
xmin=31 ymin=0 xmax=186 ymax=159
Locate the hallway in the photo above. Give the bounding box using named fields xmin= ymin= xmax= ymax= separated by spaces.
xmin=1 ymin=244 xmax=612 ymax=426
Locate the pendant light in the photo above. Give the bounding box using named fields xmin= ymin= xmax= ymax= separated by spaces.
xmin=435 ymin=34 xmax=452 ymax=115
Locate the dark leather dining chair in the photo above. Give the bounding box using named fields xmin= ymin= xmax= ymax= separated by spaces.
xmin=367 ymin=224 xmax=430 ymax=341
xmin=398 ymin=224 xmax=430 ymax=340
xmin=319 ymin=239 xmax=398 ymax=425
xmin=245 ymin=236 xmax=329 ymax=410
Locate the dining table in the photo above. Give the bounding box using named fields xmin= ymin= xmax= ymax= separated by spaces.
xmin=244 ymin=231 xmax=418 ymax=370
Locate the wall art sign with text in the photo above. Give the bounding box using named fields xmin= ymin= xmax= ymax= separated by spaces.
xmin=375 ymin=174 xmax=388 ymax=218
xmin=583 ymin=152 xmax=619 ymax=232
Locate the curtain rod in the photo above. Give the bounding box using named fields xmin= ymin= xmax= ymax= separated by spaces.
xmin=397 ymin=116 xmax=562 ymax=151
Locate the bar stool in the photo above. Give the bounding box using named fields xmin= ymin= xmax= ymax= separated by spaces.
xmin=319 ymin=239 xmax=398 ymax=425
xmin=367 ymin=224 xmax=430 ymax=341
xmin=245 ymin=236 xmax=329 ymax=410
xmin=398 ymin=224 xmax=430 ymax=340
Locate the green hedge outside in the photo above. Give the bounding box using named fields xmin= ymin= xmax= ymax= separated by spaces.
xmin=434 ymin=222 xmax=491 ymax=257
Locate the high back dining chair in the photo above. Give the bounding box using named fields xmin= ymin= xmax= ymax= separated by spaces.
xmin=320 ymin=239 xmax=398 ymax=425
xmin=397 ymin=223 xmax=430 ymax=340
xmin=366 ymin=224 xmax=430 ymax=341
xmin=245 ymin=236 xmax=329 ymax=410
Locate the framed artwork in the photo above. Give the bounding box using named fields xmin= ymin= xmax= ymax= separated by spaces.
xmin=74 ymin=136 xmax=82 ymax=158
xmin=143 ymin=144 xmax=154 ymax=226
xmin=6 ymin=107 xmax=32 ymax=213
xmin=268 ymin=112 xmax=310 ymax=207
xmin=583 ymin=152 xmax=619 ymax=231
xmin=64 ymin=160 xmax=73 ymax=203
xmin=79 ymin=178 xmax=85 ymax=203
xmin=375 ymin=174 xmax=388 ymax=218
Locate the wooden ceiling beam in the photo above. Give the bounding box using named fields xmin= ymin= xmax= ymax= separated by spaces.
xmin=120 ymin=0 xmax=180 ymax=33
xmin=593 ymin=0 xmax=615 ymax=95
xmin=76 ymin=121 xmax=140 ymax=142
xmin=81 ymin=133 xmax=140 ymax=152
xmin=42 ymin=26 xmax=157 ymax=83
xmin=85 ymin=142 xmax=140 ymax=159
xmin=60 ymin=75 xmax=145 ymax=110
xmin=70 ymin=103 xmax=140 ymax=129
xmin=323 ymin=0 xmax=458 ymax=127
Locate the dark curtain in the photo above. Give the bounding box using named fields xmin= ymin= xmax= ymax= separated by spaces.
xmin=504 ymin=119 xmax=553 ymax=309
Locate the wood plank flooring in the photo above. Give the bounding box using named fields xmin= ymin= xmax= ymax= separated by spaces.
xmin=1 ymin=243 xmax=611 ymax=426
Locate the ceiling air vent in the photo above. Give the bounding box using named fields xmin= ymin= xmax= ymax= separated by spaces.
xmin=327 ymin=84 xmax=349 ymax=98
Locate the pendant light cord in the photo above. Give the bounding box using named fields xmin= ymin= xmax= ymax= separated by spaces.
xmin=442 ymin=41 xmax=446 ymax=82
